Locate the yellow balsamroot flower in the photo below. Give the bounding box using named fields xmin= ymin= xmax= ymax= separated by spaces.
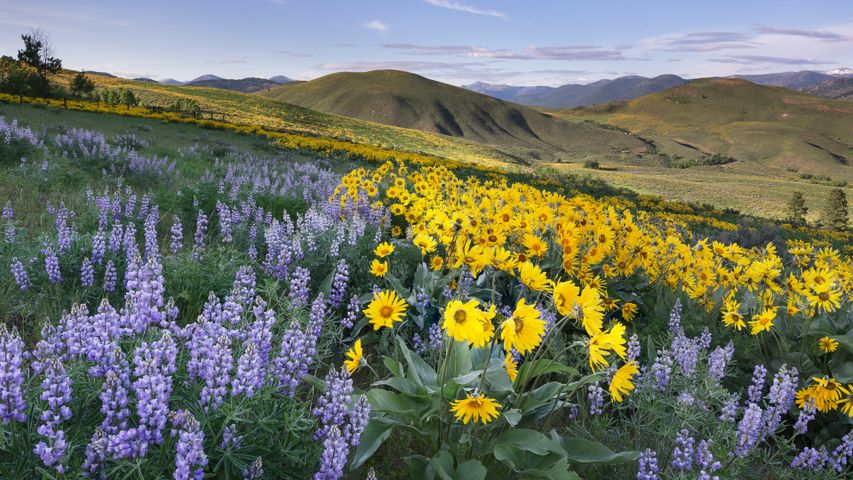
xmin=553 ymin=281 xmax=605 ymax=336
xmin=748 ymin=307 xmax=777 ymax=335
xmin=553 ymin=280 xmax=580 ymax=317
xmin=364 ymin=290 xmax=408 ymax=330
xmin=443 ymin=299 xmax=484 ymax=344
xmin=374 ymin=242 xmax=395 ymax=258
xmin=500 ymin=298 xmax=546 ymax=354
xmin=523 ymin=233 xmax=548 ymax=258
xmin=609 ymin=361 xmax=640 ymax=403
xmin=370 ymin=259 xmax=389 ymax=278
xmin=518 ymin=261 xmax=551 ymax=292
xmin=796 ymin=377 xmax=849 ymax=413
xmin=721 ymin=298 xmax=745 ymax=331
xmin=504 ymin=352 xmax=518 ymax=382
xmin=491 ymin=246 xmax=518 ymax=272
xmin=819 ymin=336 xmax=839 ymax=353
xmin=602 ymin=295 xmax=620 ymax=313
xmin=588 ymin=323 xmax=627 ymax=371
xmin=413 ymin=234 xmax=437 ymax=255
xmin=455 ymin=241 xmax=492 ymax=278
xmin=621 ymin=302 xmax=638 ymax=322
xmin=429 ymin=255 xmax=444 ymax=271
xmin=344 ymin=339 xmax=363 ymax=374
xmin=840 ymin=388 xmax=853 ymax=417
xmin=807 ymin=288 xmax=841 ymax=314
xmin=450 ymin=393 xmax=501 ymax=425
xmin=472 ymin=305 xmax=497 ymax=348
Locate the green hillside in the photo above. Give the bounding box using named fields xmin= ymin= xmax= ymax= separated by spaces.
xmin=558 ymin=78 xmax=853 ymax=178
xmin=258 ymin=70 xmax=652 ymax=162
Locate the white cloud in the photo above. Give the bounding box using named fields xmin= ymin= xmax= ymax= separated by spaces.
xmin=423 ymin=0 xmax=506 ymax=19
xmin=363 ymin=19 xmax=389 ymax=34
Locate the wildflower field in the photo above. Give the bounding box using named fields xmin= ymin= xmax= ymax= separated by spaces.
xmin=0 ymin=102 xmax=851 ymax=480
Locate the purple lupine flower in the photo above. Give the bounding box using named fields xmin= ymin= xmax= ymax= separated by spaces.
xmin=412 ymin=334 xmax=426 ymax=355
xmin=247 ymin=223 xmax=258 ymax=260
xmin=92 ymin=228 xmax=106 ymax=265
xmin=3 ymin=200 xmax=15 ymax=242
xmin=108 ymin=222 xmax=124 ymax=253
xmin=313 ymin=367 xmax=354 ymax=440
xmin=671 ymin=334 xmax=698 ymax=378
xmin=671 ymin=429 xmax=694 ymax=470
xmin=132 ymin=332 xmax=176 ymax=446
xmin=2 ymin=200 xmax=13 ymax=220
xmin=80 ymin=256 xmax=95 ymax=287
xmin=10 ymin=258 xmax=30 ymax=291
xmin=637 ymin=449 xmax=659 ymax=480
xmin=677 ymin=391 xmax=695 ymax=406
xmin=143 ymin=206 xmax=159 ymax=259
xmin=124 ymin=193 xmax=137 ymax=219
xmin=138 ymin=193 xmax=152 ymax=221
xmin=695 ymin=440 xmax=722 ymax=476
xmin=82 ymin=428 xmax=108 ymax=476
xmin=627 ymin=334 xmax=641 ymax=362
xmin=100 ymin=368 xmax=131 ymax=435
xmin=650 ymin=350 xmax=673 ymax=391
xmin=199 ymin=333 xmax=233 ymax=412
xmin=344 ymin=395 xmax=371 ymax=447
xmin=231 ymin=341 xmax=264 ymax=398
xmin=428 ymin=324 xmax=443 ymax=352
xmin=414 ymin=288 xmax=430 ymax=311
xmin=719 ymin=393 xmax=739 ymax=422
xmin=193 ymin=209 xmax=208 ymax=260
xmin=103 ymin=260 xmax=117 ymax=292
xmin=668 ymin=299 xmax=683 ymax=336
xmin=45 ymin=249 xmax=62 ymax=284
xmin=216 ymin=201 xmax=233 ymax=243
xmin=707 ymin=341 xmax=734 ymax=381
xmin=329 ymin=260 xmax=349 ymax=309
xmin=171 ymin=410 xmax=208 ymax=480
xmin=232 ymin=266 xmax=257 ymax=306
xmin=243 ymin=457 xmax=264 ymax=480
xmin=735 ymin=402 xmax=763 ymax=457
xmin=765 ymin=364 xmax=798 ymax=433
xmin=588 ymin=384 xmax=604 ymax=415
xmin=33 ymin=357 xmax=73 ymax=473
xmin=248 ymin=298 xmax=275 ymax=364
xmin=273 ymin=321 xmax=311 ymax=396
xmin=791 ymin=446 xmax=828 ymax=471
xmin=123 ymin=221 xmax=138 ymax=258
xmin=314 ymin=425 xmax=348 ymax=480
xmin=220 ymin=424 xmax=243 ymax=450
xmin=169 ymin=215 xmax=183 ymax=254
xmin=288 ymin=266 xmax=311 ymax=308
xmin=794 ymin=399 xmax=816 ymax=435
xmin=341 ymin=294 xmax=359 ymax=330
xmin=305 ymin=293 xmax=326 ymax=358
xmin=746 ymin=364 xmax=767 ymax=404
xmin=830 ymin=433 xmax=852 ymax=473
xmin=697 ymin=327 xmax=712 ymax=350
xmin=0 ymin=326 xmax=27 ymax=423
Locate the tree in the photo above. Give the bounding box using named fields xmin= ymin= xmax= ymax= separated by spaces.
xmin=786 ymin=191 xmax=808 ymax=225
xmin=70 ymin=71 xmax=94 ymax=97
xmin=821 ymin=188 xmax=849 ymax=231
xmin=16 ymin=29 xmax=62 ymax=97
xmin=0 ymin=56 xmax=37 ymax=102
xmin=120 ymin=89 xmax=137 ymax=110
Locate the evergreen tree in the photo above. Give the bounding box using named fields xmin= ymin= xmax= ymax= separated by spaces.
xmin=786 ymin=191 xmax=808 ymax=225
xmin=821 ymin=188 xmax=849 ymax=231
xmin=16 ymin=29 xmax=61 ymax=96
xmin=70 ymin=71 xmax=95 ymax=97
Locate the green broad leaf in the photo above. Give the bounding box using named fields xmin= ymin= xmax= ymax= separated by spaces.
xmin=503 ymin=408 xmax=522 ymax=427
xmin=302 ymin=374 xmax=325 ymax=391
xmin=397 ymin=336 xmax=438 ymax=387
xmin=485 ymin=366 xmax=515 ymax=393
xmin=834 ymin=332 xmax=853 ymax=356
xmin=456 ymin=459 xmax=487 ymax=480
xmin=516 ymin=360 xmax=579 ymax=385
xmin=430 ymin=450 xmax=456 ymax=480
xmin=550 ymin=434 xmax=639 ymax=464
xmin=383 ymin=356 xmax=403 ymax=378
xmin=495 ymin=429 xmax=565 ymax=457
xmin=385 ymin=273 xmax=410 ymax=298
xmin=452 ymin=370 xmax=483 ymax=386
xmin=367 ymin=389 xmax=423 ymax=415
xmin=446 ymin=340 xmax=473 ymax=380
xmin=350 ymin=419 xmax=394 ymax=469
xmin=373 ymin=376 xmax=421 ymax=395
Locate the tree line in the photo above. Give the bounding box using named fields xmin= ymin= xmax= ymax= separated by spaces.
xmin=787 ymin=188 xmax=850 ymax=231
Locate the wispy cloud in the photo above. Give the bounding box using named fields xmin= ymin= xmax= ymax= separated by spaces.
xmin=709 ymin=55 xmax=834 ymax=65
xmin=382 ymin=43 xmax=626 ymax=61
xmin=205 ymin=57 xmax=250 ymax=65
xmin=655 ymin=32 xmax=757 ymax=52
xmin=363 ymin=19 xmax=389 ymax=34
xmin=423 ymin=0 xmax=506 ymax=19
xmin=754 ymin=25 xmax=849 ymax=41
xmin=317 ymin=60 xmax=483 ymax=71
xmin=272 ymin=50 xmax=313 ymax=58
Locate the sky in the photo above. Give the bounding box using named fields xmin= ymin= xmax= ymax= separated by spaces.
xmin=1 ymin=0 xmax=852 ymax=86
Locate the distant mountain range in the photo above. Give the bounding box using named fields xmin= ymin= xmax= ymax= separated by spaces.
xmin=463 ymin=69 xmax=853 ymax=108
xmin=149 ymin=74 xmax=296 ymax=92
xmin=465 ymin=75 xmax=688 ymax=108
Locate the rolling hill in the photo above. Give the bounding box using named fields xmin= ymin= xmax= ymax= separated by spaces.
xmin=558 ymin=78 xmax=853 ymax=175
xmin=185 ymin=76 xmax=285 ymax=93
xmin=258 ymin=70 xmax=651 ymax=162
xmin=465 ymin=75 xmax=687 ymax=108
xmin=803 ymin=77 xmax=853 ymax=101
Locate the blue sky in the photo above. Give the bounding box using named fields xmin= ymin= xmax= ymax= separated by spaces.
xmin=1 ymin=0 xmax=852 ymax=86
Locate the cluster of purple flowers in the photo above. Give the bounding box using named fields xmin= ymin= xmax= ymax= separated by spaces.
xmin=0 ymin=326 xmax=27 ymax=424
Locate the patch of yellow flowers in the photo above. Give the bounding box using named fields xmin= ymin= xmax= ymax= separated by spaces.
xmin=340 ymin=161 xmax=853 ymax=422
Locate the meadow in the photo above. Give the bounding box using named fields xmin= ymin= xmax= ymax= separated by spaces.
xmin=0 ymin=100 xmax=851 ymax=480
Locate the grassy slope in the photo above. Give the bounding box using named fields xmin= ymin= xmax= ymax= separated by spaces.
xmin=258 ymin=70 xmax=651 ymax=163
xmin=53 ymin=71 xmax=520 ymax=168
